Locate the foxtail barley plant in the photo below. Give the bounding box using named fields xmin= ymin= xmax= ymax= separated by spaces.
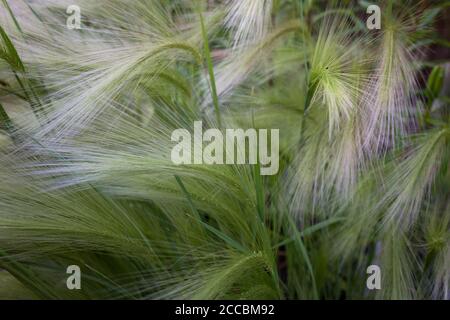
xmin=0 ymin=0 xmax=449 ymax=300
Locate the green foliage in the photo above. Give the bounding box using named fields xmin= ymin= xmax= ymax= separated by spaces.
xmin=0 ymin=0 xmax=448 ymax=300
xmin=0 ymin=25 xmax=24 ymax=72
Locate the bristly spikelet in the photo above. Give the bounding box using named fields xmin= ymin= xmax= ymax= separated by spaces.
xmin=0 ymin=154 xmax=279 ymax=299
xmin=224 ymin=0 xmax=273 ymax=49
xmin=380 ymin=129 xmax=449 ymax=228
xmin=432 ymin=243 xmax=450 ymax=300
xmin=287 ymin=123 xmax=329 ymax=219
xmin=308 ymin=17 xmax=368 ymax=137
xmin=331 ymin=171 xmax=383 ymax=262
xmin=326 ymin=116 xmax=363 ymax=199
xmin=287 ymin=116 xmax=363 ymax=220
xmin=378 ymin=229 xmax=419 ymax=300
xmin=287 ymin=16 xmax=370 ymax=219
xmin=12 ymin=0 xmax=202 ymax=139
xmin=361 ymin=14 xmax=420 ymax=154
xmin=424 ymin=206 xmax=450 ymax=300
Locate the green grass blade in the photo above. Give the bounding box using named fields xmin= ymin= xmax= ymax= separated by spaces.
xmin=286 ymin=215 xmax=319 ymax=299
xmin=0 ymin=25 xmax=25 ymax=72
xmin=198 ymin=10 xmax=222 ymax=128
xmin=1 ymin=0 xmax=23 ymax=34
xmin=175 ymin=175 xmax=247 ymax=253
xmin=274 ymin=217 xmax=345 ymax=248
xmin=0 ymin=250 xmax=58 ymax=299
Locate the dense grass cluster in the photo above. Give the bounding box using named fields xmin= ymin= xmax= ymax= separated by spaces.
xmin=0 ymin=0 xmax=449 ymax=300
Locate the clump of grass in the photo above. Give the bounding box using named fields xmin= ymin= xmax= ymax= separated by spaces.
xmin=0 ymin=0 xmax=449 ymax=300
